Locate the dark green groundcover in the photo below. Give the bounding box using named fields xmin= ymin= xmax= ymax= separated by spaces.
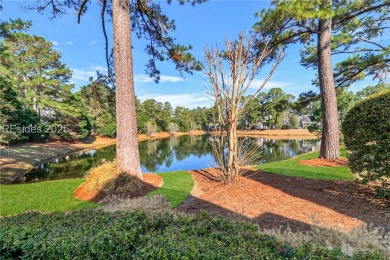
xmin=0 ymin=210 xmax=384 ymax=259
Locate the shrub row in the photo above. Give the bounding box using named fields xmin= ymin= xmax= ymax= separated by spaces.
xmin=0 ymin=210 xmax=385 ymax=259
xmin=342 ymin=90 xmax=390 ymax=184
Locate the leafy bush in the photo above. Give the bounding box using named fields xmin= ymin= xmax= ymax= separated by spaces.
xmin=96 ymin=121 xmax=117 ymax=137
xmin=307 ymin=123 xmax=320 ymax=133
xmin=289 ymin=114 xmax=299 ymax=129
xmin=167 ymin=122 xmax=179 ymax=134
xmin=341 ymin=90 xmax=390 ymax=184
xmin=146 ymin=120 xmax=158 ymax=137
xmin=0 ymin=210 xmax=383 ymax=259
xmin=376 ymin=181 xmax=390 ymax=200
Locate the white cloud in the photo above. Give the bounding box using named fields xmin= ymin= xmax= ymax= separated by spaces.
xmin=90 ymin=40 xmax=97 ymax=45
xmin=71 ymin=69 xmax=96 ymax=82
xmin=90 ymin=65 xmax=107 ymax=71
xmin=248 ymin=79 xmax=291 ymax=90
xmin=138 ymin=93 xmax=212 ymax=109
xmin=134 ymin=74 xmax=186 ymax=83
xmin=51 ymin=41 xmax=59 ymax=46
xmin=71 ymin=66 xmax=108 ymax=82
xmin=66 ymin=41 xmax=73 ymax=45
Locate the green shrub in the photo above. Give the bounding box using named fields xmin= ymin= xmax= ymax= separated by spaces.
xmin=307 ymin=123 xmax=322 ymax=140
xmin=341 ymin=90 xmax=390 ymax=184
xmin=376 ymin=181 xmax=390 ymax=199
xmin=0 ymin=210 xmax=384 ymax=259
xmin=96 ymin=122 xmax=116 ymax=137
xmin=289 ymin=114 xmax=299 ymax=129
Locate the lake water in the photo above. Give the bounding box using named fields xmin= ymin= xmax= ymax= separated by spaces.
xmin=15 ymin=135 xmax=320 ymax=183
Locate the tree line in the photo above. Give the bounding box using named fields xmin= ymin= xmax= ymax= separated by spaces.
xmin=1 ymin=0 xmax=389 ymax=184
xmin=1 ymin=19 xmax=90 ymax=144
xmin=2 ymin=17 xmax=386 ymax=145
xmin=0 ymin=18 xmax=387 ymax=144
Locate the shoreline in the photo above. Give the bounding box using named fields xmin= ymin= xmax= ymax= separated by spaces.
xmin=142 ymin=129 xmax=318 ymax=141
xmin=0 ymin=129 xmax=317 ymax=184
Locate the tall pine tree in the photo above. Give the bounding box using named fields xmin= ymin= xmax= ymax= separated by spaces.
xmin=254 ymin=0 xmax=390 ymax=159
xmin=26 ymin=0 xmax=205 ymax=177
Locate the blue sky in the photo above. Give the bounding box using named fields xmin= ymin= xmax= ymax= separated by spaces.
xmin=2 ymin=0 xmax=386 ymax=108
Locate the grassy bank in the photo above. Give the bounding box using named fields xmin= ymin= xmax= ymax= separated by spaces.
xmin=147 ymin=171 xmax=194 ymax=208
xmin=0 ymin=179 xmax=96 ymax=216
xmin=1 ymin=148 xmax=352 ymax=216
xmin=255 ymin=148 xmax=354 ymax=180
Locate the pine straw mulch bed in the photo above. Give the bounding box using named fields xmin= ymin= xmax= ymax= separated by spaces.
xmin=177 ymin=169 xmax=390 ymax=233
xmin=299 ymin=157 xmax=349 ymax=167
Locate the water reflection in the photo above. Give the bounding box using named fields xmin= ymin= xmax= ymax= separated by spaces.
xmin=16 ymin=135 xmax=320 ymax=183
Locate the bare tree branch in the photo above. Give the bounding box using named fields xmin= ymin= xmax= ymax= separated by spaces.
xmin=77 ymin=0 xmax=89 ymax=24
xmin=100 ymin=0 xmax=111 ymax=78
xmin=334 ymin=2 xmax=390 ymax=25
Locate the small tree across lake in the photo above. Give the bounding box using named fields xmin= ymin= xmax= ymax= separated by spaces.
xmin=204 ymin=32 xmax=283 ymax=184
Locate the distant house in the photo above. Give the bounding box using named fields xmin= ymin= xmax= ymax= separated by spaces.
xmin=207 ymin=123 xmax=220 ymax=131
xmin=299 ymin=115 xmax=313 ymax=129
xmin=252 ymin=123 xmax=268 ymax=130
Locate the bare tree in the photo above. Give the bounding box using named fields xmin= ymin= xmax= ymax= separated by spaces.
xmin=204 ymin=32 xmax=283 ymax=184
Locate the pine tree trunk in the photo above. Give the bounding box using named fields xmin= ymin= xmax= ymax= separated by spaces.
xmin=317 ymin=0 xmax=340 ymax=159
xmin=112 ymin=0 xmax=142 ymax=178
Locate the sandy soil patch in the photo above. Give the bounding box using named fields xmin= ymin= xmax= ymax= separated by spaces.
xmin=141 ymin=129 xmax=317 ymax=140
xmin=177 ymin=169 xmax=390 ymax=233
xmin=237 ymin=129 xmax=318 ymax=140
xmin=138 ymin=130 xmax=207 ymax=141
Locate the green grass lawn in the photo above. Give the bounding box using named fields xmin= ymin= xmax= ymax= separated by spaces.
xmin=0 ymin=170 xmax=194 ymax=217
xmin=255 ymin=148 xmax=354 ymax=180
xmin=0 ymin=179 xmax=96 ymax=216
xmin=147 ymin=171 xmax=194 ymax=208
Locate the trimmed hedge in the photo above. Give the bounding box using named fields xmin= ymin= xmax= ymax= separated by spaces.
xmin=342 ymin=90 xmax=390 ymax=183
xmin=0 ymin=210 xmax=384 ymax=259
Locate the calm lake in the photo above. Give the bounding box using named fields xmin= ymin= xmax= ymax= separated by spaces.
xmin=16 ymin=135 xmax=320 ymax=183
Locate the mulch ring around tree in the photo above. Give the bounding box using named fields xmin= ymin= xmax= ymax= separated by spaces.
xmin=74 ymin=173 xmax=163 ymax=203
xmin=299 ymin=157 xmax=349 ymax=167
